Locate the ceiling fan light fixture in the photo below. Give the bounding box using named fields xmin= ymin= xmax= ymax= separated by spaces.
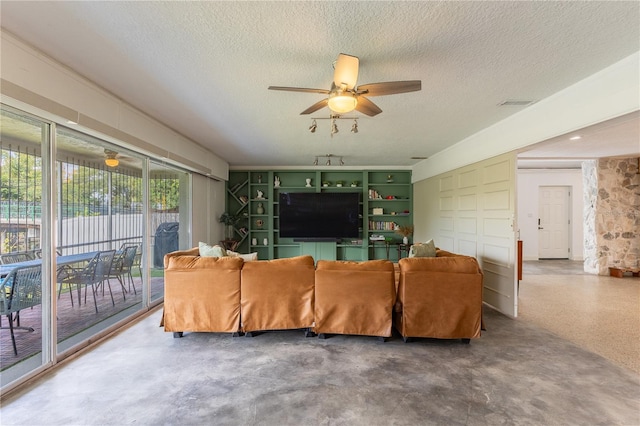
xmin=328 ymin=92 xmax=357 ymax=114
xmin=104 ymin=150 xmax=119 ymax=167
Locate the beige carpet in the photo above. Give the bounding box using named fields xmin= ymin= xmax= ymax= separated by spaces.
xmin=518 ymin=265 xmax=640 ymax=374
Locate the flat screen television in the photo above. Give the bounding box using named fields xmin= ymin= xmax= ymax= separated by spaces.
xmin=279 ymin=192 xmax=360 ymax=240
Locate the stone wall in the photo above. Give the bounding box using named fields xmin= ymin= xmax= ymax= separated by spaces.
xmin=583 ymin=158 xmax=640 ymax=275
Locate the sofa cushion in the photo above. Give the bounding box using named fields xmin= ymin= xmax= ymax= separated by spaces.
xmin=199 ymin=241 xmax=227 ymax=257
xmin=409 ymin=239 xmax=436 ymax=257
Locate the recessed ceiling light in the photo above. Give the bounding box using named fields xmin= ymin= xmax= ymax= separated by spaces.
xmin=569 ymin=136 xmax=581 ymax=140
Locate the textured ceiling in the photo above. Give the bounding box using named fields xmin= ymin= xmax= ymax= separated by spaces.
xmin=1 ymin=1 xmax=639 ymax=167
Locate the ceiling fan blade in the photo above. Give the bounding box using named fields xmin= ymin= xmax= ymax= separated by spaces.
xmin=300 ymin=99 xmax=329 ymax=115
xmin=354 ymin=96 xmax=382 ymax=117
xmin=268 ymin=86 xmax=330 ymax=95
xmin=357 ymin=80 xmax=421 ymax=97
xmin=333 ymin=53 xmax=359 ymax=89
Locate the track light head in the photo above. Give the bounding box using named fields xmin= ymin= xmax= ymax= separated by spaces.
xmin=351 ymin=120 xmax=358 ymax=133
xmin=331 ymin=120 xmax=338 ymax=135
xmin=313 ymin=157 xmax=318 ymax=166
xmin=309 ymin=120 xmax=317 ymax=133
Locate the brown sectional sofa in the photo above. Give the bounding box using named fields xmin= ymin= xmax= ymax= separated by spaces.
xmin=395 ymin=250 xmax=483 ymax=343
xmin=162 ymin=248 xmax=483 ymax=343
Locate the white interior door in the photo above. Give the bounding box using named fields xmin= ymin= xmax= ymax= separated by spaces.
xmin=538 ymin=186 xmax=570 ymax=259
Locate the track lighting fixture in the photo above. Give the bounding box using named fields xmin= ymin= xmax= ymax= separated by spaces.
xmin=308 ymin=115 xmax=358 ymax=137
xmin=312 ymin=154 xmax=344 ymax=167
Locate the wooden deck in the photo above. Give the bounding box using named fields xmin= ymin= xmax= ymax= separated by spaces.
xmin=1 ymin=277 xmax=164 ymax=371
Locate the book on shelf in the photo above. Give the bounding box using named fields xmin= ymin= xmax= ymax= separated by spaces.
xmin=368 ymin=221 xmax=399 ymax=231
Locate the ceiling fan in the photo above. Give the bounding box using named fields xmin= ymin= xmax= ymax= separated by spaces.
xmin=268 ymin=53 xmax=421 ymax=116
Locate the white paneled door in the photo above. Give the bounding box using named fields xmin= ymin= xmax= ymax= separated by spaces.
xmin=415 ymin=152 xmax=518 ymax=318
xmin=538 ymin=186 xmax=570 ymax=259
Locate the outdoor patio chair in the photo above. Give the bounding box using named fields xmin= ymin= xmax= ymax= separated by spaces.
xmin=61 ymin=250 xmax=115 ymax=313
xmin=120 ymin=242 xmax=142 ymax=284
xmin=33 ymin=248 xmax=63 ymax=259
xmin=0 ymin=251 xmax=35 ymax=264
xmin=56 ymin=264 xmax=77 ymax=307
xmin=105 ymin=249 xmax=130 ymax=301
xmin=0 ymin=264 xmax=43 ymax=356
xmin=119 ymin=246 xmax=138 ymax=295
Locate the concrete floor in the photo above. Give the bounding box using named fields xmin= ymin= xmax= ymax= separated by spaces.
xmin=2 ymin=304 xmax=639 ymax=425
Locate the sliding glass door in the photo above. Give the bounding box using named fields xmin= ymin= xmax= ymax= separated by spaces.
xmin=0 ymin=106 xmax=48 ymax=385
xmin=0 ymin=103 xmax=192 ymax=391
xmin=55 ymin=127 xmax=145 ymax=354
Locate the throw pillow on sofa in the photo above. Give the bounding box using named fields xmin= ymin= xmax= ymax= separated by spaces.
xmin=227 ymin=250 xmax=258 ymax=261
xmin=409 ymin=239 xmax=436 ymax=257
xmin=199 ymin=241 xmax=227 ymax=257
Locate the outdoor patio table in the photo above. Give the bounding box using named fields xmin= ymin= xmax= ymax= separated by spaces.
xmin=0 ymin=251 xmax=99 ymax=278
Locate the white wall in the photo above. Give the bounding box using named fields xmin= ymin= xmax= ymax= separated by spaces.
xmin=1 ymin=30 xmax=228 ymax=180
xmin=517 ymin=169 xmax=584 ymax=261
xmin=1 ymin=30 xmax=229 ymax=248
xmin=412 ymin=52 xmax=640 ymax=182
xmin=191 ymin=175 xmax=227 ymax=246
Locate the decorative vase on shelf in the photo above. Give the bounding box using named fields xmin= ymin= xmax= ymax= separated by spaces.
xmin=225 ymin=225 xmax=235 ymax=239
xmin=403 ymin=236 xmax=409 ymax=245
xmin=257 ymin=202 xmax=264 ymax=214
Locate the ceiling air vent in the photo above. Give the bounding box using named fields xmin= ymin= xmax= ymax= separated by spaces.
xmin=498 ymin=100 xmax=537 ymax=107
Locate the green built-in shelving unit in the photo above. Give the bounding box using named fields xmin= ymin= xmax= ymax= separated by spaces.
xmin=225 ymin=170 xmax=412 ymax=261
